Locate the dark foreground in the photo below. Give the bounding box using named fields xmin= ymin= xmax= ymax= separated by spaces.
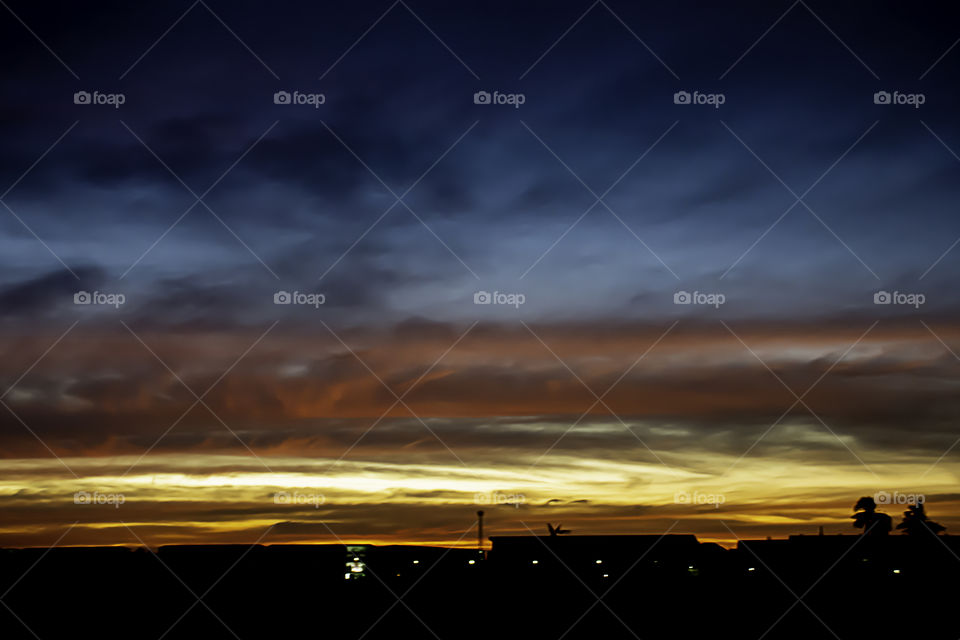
xmin=1 ymin=534 xmax=958 ymax=639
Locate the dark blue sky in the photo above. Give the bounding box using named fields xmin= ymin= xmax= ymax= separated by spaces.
xmin=2 ymin=0 xmax=959 ymax=327
xmin=2 ymin=1 xmax=960 ymax=547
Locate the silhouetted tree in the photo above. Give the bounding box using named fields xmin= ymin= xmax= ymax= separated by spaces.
xmin=851 ymin=496 xmax=892 ymax=535
xmin=896 ymin=502 xmax=945 ymax=536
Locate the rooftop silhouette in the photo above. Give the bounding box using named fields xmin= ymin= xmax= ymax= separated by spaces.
xmin=1 ymin=499 xmax=956 ymax=639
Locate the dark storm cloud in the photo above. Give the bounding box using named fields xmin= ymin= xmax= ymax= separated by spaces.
xmin=2 ymin=318 xmax=960 ymax=468
xmin=0 ymin=266 xmax=104 ymax=317
xmin=2 ymin=0 xmax=958 ymax=279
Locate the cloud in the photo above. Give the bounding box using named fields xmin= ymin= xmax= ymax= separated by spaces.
xmin=2 ymin=317 xmax=960 ymax=463
xmin=2 ymin=0 xmax=960 ymax=548
xmin=0 ymin=266 xmax=104 ymax=318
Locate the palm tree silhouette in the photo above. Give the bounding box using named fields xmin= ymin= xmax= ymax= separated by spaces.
xmin=851 ymin=496 xmax=892 ymax=536
xmin=896 ymin=502 xmax=945 ymax=537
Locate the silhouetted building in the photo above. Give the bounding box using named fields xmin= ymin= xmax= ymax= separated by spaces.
xmin=489 ymin=534 xmax=703 ymax=578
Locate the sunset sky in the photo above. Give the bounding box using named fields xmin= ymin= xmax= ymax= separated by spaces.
xmin=2 ymin=0 xmax=960 ymax=548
